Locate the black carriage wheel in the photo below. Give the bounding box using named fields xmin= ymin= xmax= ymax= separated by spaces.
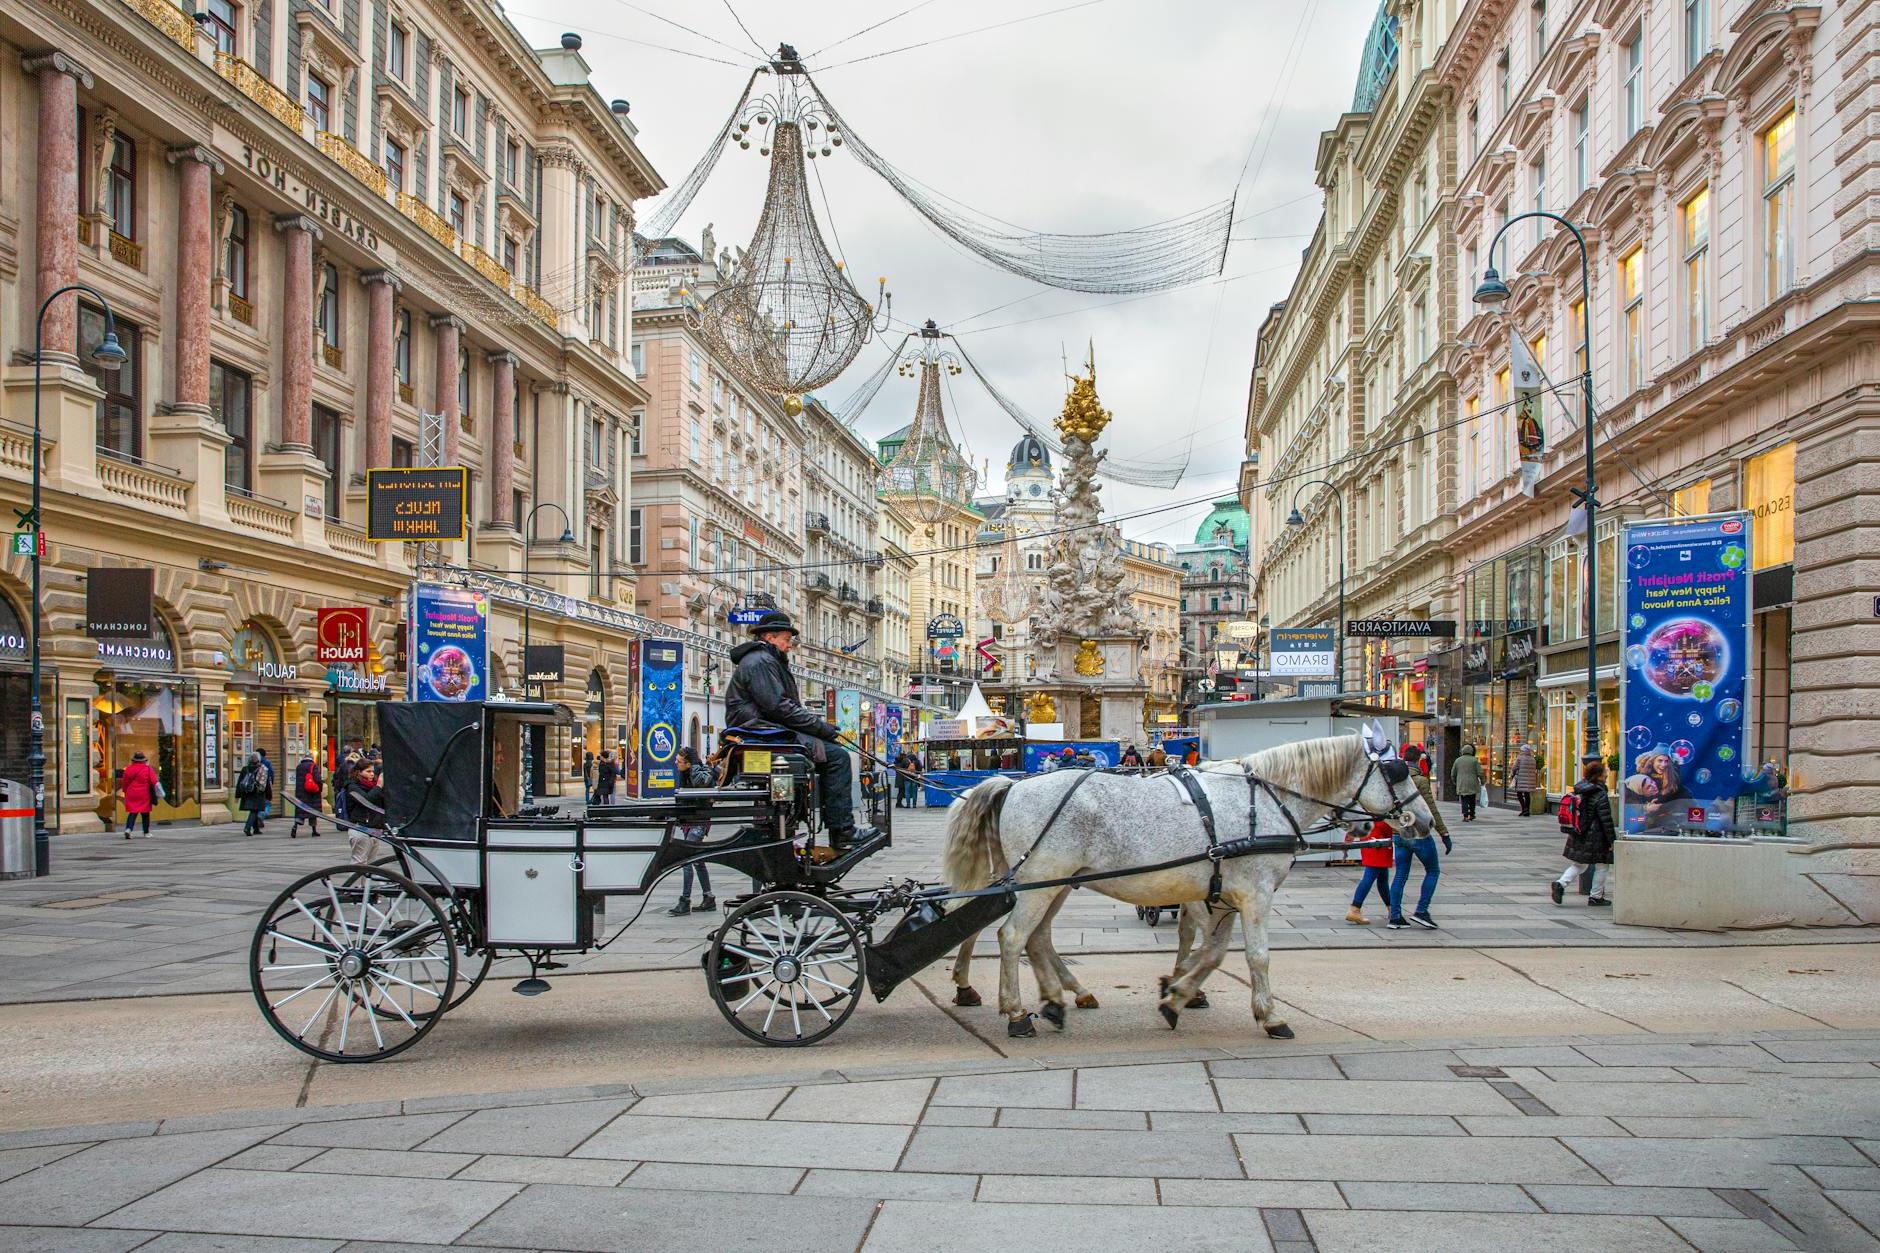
xmin=707 ymin=890 xmax=864 ymax=1047
xmin=250 ymin=863 xmax=457 ymax=1063
xmin=409 ymin=898 xmax=491 ymax=1019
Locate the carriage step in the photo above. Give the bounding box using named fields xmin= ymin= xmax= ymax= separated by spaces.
xmin=801 ymin=829 xmax=891 ymax=882
xmin=514 ymin=977 xmax=552 ymax=996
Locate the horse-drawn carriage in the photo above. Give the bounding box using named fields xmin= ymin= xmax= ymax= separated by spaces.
xmin=250 ymin=700 xmax=1429 ymax=1060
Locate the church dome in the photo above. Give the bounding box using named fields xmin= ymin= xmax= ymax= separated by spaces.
xmin=1194 ymin=496 xmax=1250 ymax=548
xmin=1006 ymin=433 xmax=1052 ymax=475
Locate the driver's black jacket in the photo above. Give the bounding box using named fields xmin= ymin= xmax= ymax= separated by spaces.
xmin=723 ymin=640 xmax=840 ymax=756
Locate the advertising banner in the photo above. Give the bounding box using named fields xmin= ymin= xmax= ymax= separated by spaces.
xmin=86 ymin=567 xmax=154 ymax=638
xmin=635 ymin=638 xmax=683 ymax=797
xmin=523 ymin=643 xmax=565 ymax=686
xmin=877 ymin=702 xmax=905 ymax=766
xmin=1270 ymin=627 xmax=1336 ymax=676
xmin=366 ymin=468 xmax=467 ymax=541
xmin=408 ymin=583 xmax=489 ymax=702
xmin=836 ymin=689 xmax=861 ymax=741
xmin=1619 ymin=513 xmax=1752 ymax=834
xmin=926 ymin=613 xmax=965 ymax=639
xmin=1509 ymin=331 xmax=1546 ymax=495
xmin=315 ymin=608 xmax=369 ymax=662
xmin=1021 ymin=741 xmax=1119 ymax=772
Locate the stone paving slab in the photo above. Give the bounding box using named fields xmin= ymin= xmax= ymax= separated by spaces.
xmin=862 ymin=1198 xmax=1276 ymax=1253
xmin=96 ymin=1168 xmax=523 ymax=1244
xmin=458 ymin=1182 xmax=878 ymax=1253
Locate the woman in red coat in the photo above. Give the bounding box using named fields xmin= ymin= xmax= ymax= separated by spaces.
xmin=1346 ymin=817 xmax=1395 ymax=924
xmin=119 ymin=751 xmax=159 ymax=839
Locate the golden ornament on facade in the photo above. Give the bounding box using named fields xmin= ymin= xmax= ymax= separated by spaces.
xmin=1073 ymin=639 xmax=1104 ymax=676
xmin=1055 ymin=362 xmax=1112 ymax=444
xmin=1024 ymin=690 xmax=1057 ymax=723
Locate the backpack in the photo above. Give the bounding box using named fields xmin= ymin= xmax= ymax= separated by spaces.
xmin=298 ymin=761 xmax=319 ymax=795
xmin=1557 ymin=789 xmax=1582 ymax=837
xmin=236 ymin=762 xmax=262 ymax=798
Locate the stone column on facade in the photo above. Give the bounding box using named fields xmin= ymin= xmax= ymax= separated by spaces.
xmin=360 ymin=271 xmax=400 ymax=473
xmin=166 ymin=145 xmax=223 ymax=413
xmin=273 ymin=215 xmax=321 ymax=450
xmin=430 ymin=314 xmax=463 ymax=465
xmin=488 ymin=351 xmax=518 ymax=527
xmin=23 ymin=52 xmax=92 ymax=360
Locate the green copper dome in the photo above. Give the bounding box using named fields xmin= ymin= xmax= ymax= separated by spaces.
xmin=1194 ymin=496 xmax=1250 ymax=548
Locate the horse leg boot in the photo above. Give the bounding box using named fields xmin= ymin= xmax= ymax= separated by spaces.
xmin=997 ymin=891 xmax=1059 ymax=1038
xmin=1239 ymin=899 xmax=1292 ymax=1038
xmin=1159 ymin=907 xmax=1238 ymax=1029
xmin=950 ymin=931 xmax=983 ymax=1007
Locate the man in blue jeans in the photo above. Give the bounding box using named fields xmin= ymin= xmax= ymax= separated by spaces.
xmin=1389 ymin=745 xmax=1452 ymax=930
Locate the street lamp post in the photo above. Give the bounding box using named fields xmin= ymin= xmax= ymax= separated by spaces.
xmin=1473 ymin=210 xmax=1600 ymax=758
xmin=1286 ymin=478 xmax=1347 ymax=694
xmin=30 ymin=284 xmax=129 ymax=876
xmin=519 ymin=501 xmax=574 ymax=806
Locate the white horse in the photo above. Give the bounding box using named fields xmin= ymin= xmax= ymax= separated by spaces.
xmin=947 ymin=893 xmax=1213 ymax=1011
xmin=941 ymin=735 xmax=1432 ymax=1038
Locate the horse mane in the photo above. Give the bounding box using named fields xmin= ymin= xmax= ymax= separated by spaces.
xmin=1230 ymin=735 xmax=1364 ymax=795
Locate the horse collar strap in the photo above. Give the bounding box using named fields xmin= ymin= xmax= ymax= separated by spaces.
xmin=1170 ymin=767 xmax=1224 ymax=904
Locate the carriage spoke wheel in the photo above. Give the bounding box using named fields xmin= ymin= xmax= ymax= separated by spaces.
xmin=250 ymin=864 xmax=457 ymax=1062
xmin=708 ymin=891 xmax=863 ymax=1047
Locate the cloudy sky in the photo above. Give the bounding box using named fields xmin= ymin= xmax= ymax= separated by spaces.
xmin=505 ymin=0 xmax=1378 ymax=546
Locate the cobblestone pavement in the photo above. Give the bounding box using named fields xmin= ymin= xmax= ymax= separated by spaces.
xmin=1 ymin=797 xmax=1870 ymax=1004
xmin=1 ymin=1029 xmax=1876 ymax=1251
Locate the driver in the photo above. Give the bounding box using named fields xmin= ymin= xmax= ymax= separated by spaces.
xmin=723 ymin=610 xmax=869 ymax=852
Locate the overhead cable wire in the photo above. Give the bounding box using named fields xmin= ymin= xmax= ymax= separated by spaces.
xmin=588 ymin=0 xmax=755 ymax=58
xmin=808 ymin=0 xmax=943 ymax=59
xmin=718 ymin=0 xmax=769 ymax=57
xmin=815 ymin=0 xmax=1113 ymax=70
xmin=504 ymin=11 xmax=750 ymax=65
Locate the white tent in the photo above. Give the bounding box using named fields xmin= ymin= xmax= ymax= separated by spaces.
xmin=955 ymin=683 xmax=1015 ymax=738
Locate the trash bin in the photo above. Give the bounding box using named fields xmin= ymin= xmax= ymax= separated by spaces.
xmin=0 ymin=778 xmax=34 ymax=880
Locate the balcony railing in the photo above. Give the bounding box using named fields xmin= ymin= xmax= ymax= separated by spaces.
xmin=399 ymin=193 xmax=456 ymax=250
xmin=229 ymin=293 xmax=255 ymax=325
xmin=124 ymin=0 xmax=197 ymax=52
xmin=806 ymin=573 xmax=833 ymax=594
xmin=321 ymin=342 xmax=344 ymax=369
xmin=459 ymin=240 xmax=509 ymax=289
xmin=216 ymin=52 xmax=304 ymax=131
xmin=98 ymin=450 xmax=188 ymax=513
xmin=865 ymin=597 xmax=885 ymax=616
xmin=805 ymin=511 xmax=831 ymax=535
xmin=838 ymin=586 xmax=859 ymax=604
xmin=513 ymin=283 xmax=558 ymax=329
xmin=108 ymin=231 xmax=143 ymax=270
xmin=317 ymin=130 xmax=388 ymax=198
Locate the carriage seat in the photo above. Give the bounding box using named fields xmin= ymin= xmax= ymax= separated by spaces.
xmin=720 ymin=727 xmax=818 ymax=819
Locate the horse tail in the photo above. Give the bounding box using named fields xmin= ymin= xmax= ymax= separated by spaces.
xmin=942 ymin=775 xmax=1015 ymax=890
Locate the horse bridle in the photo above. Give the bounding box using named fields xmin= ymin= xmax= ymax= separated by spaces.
xmin=1240 ymin=753 xmax=1422 ymax=832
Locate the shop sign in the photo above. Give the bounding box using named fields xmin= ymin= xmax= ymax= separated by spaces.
xmin=326 ymin=664 xmax=389 ymax=694
xmin=227 ymin=137 xmax=385 ymax=254
xmin=524 ymin=643 xmax=565 ymax=685
xmin=366 ymin=468 xmax=467 ymax=541
xmin=97 ymin=639 xmax=175 ymax=670
xmin=86 ymin=568 xmax=154 ymax=638
xmin=1618 ymin=513 xmax=1752 ymax=835
xmin=728 ymin=607 xmax=768 ymax=626
xmin=408 ymin=583 xmax=489 ymax=702
xmin=1346 ymin=618 xmax=1457 ymax=638
xmin=1223 ymin=620 xmax=1260 ymax=640
xmin=1461 ymin=639 xmax=1492 ymax=685
xmin=928 ymin=718 xmax=967 ymax=741
xmin=1500 ymin=628 xmax=1539 ymax=676
xmin=229 ymin=623 xmax=297 ymax=682
xmin=926 ymin=613 xmax=965 ymax=639
xmin=315 ymin=608 xmax=369 ymax=662
xmin=1269 ymin=627 xmax=1335 ymax=677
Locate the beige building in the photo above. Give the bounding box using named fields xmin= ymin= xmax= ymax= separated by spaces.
xmin=876 ymin=500 xmax=918 ymax=702
xmin=0 ymin=3 xmax=659 ymax=830
xmin=1248 ymin=0 xmax=1880 ymax=834
xmin=876 ymin=424 xmax=980 ymax=714
xmin=1119 ymin=538 xmax=1184 ymax=731
xmin=799 ymin=395 xmax=885 ymax=700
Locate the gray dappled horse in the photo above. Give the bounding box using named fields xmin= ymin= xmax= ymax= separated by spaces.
xmin=941 ymin=735 xmax=1431 ymax=1037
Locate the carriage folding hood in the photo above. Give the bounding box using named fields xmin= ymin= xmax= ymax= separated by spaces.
xmin=378 ymin=700 xmax=572 ymax=839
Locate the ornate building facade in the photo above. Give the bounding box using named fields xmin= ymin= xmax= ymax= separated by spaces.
xmin=798 ymin=395 xmax=884 ymax=700
xmin=876 ymin=423 xmax=980 ymax=714
xmin=0 ymin=3 xmax=656 ymax=829
xmin=1176 ymin=498 xmax=1254 ymax=713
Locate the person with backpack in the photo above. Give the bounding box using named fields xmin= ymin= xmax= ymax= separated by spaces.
xmin=1553 ymin=756 xmax=1616 ymax=906
xmin=591 ymin=751 xmax=619 ymax=806
xmin=668 ymin=745 xmax=717 ymax=916
xmin=1451 ymin=743 xmax=1483 ymax=820
xmin=332 ymin=747 xmax=359 ymax=822
xmin=235 ymin=753 xmax=268 ymax=837
xmin=289 ymin=755 xmax=324 ymax=838
xmin=253 ymin=749 xmax=276 ymax=824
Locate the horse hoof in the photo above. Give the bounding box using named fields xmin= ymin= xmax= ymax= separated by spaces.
xmin=1007 ymin=1013 xmax=1037 ymax=1039
xmin=1159 ymin=1004 xmax=1180 ymax=1030
xmin=1189 ymin=990 xmax=1211 ymax=1010
xmin=953 ymin=986 xmax=982 ymax=1008
xmin=1075 ymin=992 xmax=1100 ymax=1009
xmin=1040 ymin=1000 xmax=1067 ymax=1030
xmin=1264 ymin=1022 xmax=1295 ymax=1039
xmin=1157 ymin=975 xmax=1170 ymax=996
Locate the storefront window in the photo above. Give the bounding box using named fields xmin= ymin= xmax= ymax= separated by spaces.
xmin=92 ymin=619 xmax=199 ymax=824
xmin=1744 ymin=442 xmax=1795 ymax=569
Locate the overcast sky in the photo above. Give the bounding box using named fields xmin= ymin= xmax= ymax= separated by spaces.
xmin=505 ymin=0 xmax=1377 ymax=547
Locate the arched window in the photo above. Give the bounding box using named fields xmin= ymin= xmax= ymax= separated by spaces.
xmin=457 ymin=346 xmax=471 ymax=417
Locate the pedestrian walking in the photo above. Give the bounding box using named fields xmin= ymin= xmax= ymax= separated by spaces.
xmin=1511 ymin=743 xmax=1539 ymax=816
xmin=669 ymin=745 xmax=717 ymax=916
xmin=1452 ymin=742 xmax=1483 ymax=821
xmin=235 ymin=753 xmax=268 ymax=837
xmin=119 ymin=751 xmax=159 ymax=839
xmin=289 ymin=754 xmax=324 ymax=838
xmin=253 ymin=749 xmax=276 ymax=824
xmin=891 ymin=750 xmax=914 ymax=807
xmin=1345 ymin=816 xmax=1394 ymax=924
xmin=346 ymin=761 xmax=387 ymax=864
xmin=333 ymin=747 xmax=360 ymax=822
xmin=1389 ymin=745 xmax=1452 ymax=930
xmin=1552 ymin=757 xmax=1617 ymax=906
xmin=591 ymin=751 xmax=619 ymax=806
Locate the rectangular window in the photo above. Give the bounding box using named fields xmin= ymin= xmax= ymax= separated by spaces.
xmin=628 ymin=412 xmax=642 ymax=456
xmin=312 ymin=403 xmax=342 ymax=516
xmin=447 ymin=191 xmax=466 ymax=237
xmin=1467 ymin=104 xmax=1480 ymax=161
xmin=1414 ymin=169 xmax=1428 ymax=220
xmin=689 ymin=419 xmax=701 ymax=462
xmin=1622 ymin=32 xmax=1644 ymax=140
xmin=382 ymin=136 xmax=405 ymax=192
xmin=1683 ymin=0 xmax=1707 ymax=73
xmin=1619 ymin=246 xmax=1644 ymax=391
xmin=318 ymin=263 xmax=340 ymax=348
xmin=108 ymin=134 xmax=136 ymax=239
xmin=1413 ymin=296 xmax=1428 ymax=361
xmin=391 ymin=437 xmax=414 ymax=468
xmin=689 ymin=517 xmax=700 ymax=567
xmin=205 ymin=0 xmax=239 ymax=56
xmin=1496 ymin=46 xmax=1511 ymax=116
xmin=502 ymin=235 xmax=518 ymax=274
xmin=1743 ymin=442 xmax=1795 ymax=569
xmin=1682 ymin=185 xmax=1710 ymax=349
xmin=307 ymin=73 xmax=332 ymax=133
xmin=452 ymin=85 xmax=470 ymax=135
xmin=1671 ymin=478 xmax=1711 ymax=517
xmin=394 ymin=308 xmax=411 ymax=385
xmin=458 ymin=347 xmax=471 ymax=417
xmin=1571 ymin=297 xmax=1588 ymax=377
xmin=226 ymin=204 xmax=249 ymax=300
xmin=688 ymin=352 xmax=701 ymax=386
xmin=1571 ymin=97 xmax=1589 ymax=194
xmin=630 ymin=341 xmax=643 ymax=376
xmin=512 ymin=489 xmax=525 ymax=525
xmin=505 ymin=138 xmax=521 ymax=187
xmin=387 ymin=21 xmax=407 ymax=78
xmin=1763 ymin=109 xmax=1797 ymax=298
xmin=81 ymin=305 xmax=140 ymax=456
xmin=210 ymin=360 xmax=252 ymax=493
xmin=627 ymin=507 xmax=643 ymax=565
xmin=1532 ymin=0 xmax=1548 ymax=57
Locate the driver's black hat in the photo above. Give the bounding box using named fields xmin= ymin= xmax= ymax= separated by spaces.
xmin=746 ymin=609 xmax=800 ymax=637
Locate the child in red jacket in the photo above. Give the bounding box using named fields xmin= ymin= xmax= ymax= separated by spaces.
xmin=1347 ymin=817 xmax=1395 ymax=924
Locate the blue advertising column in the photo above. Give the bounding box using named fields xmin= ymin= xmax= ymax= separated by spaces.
xmin=636 ymin=639 xmax=683 ymax=796
xmin=1618 ymin=513 xmax=1752 ymax=834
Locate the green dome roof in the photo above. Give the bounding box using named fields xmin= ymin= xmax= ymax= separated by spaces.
xmin=1194 ymin=496 xmax=1250 ymax=548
